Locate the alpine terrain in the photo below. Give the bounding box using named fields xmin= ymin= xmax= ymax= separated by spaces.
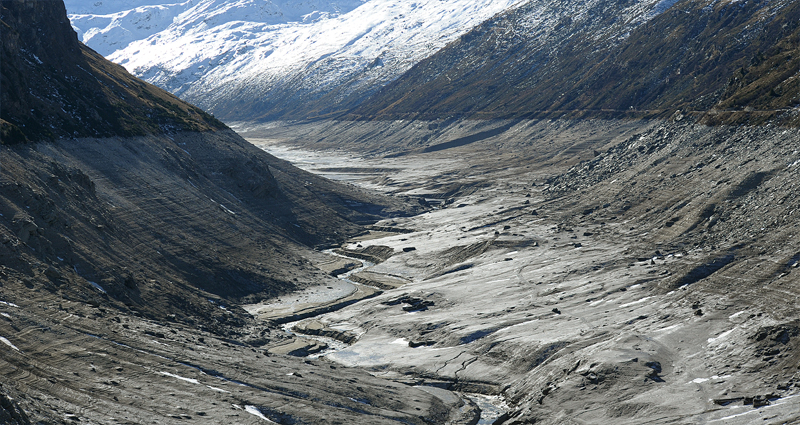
xmin=4 ymin=0 xmax=800 ymax=424
xmin=65 ymin=0 xmax=525 ymax=121
xmin=1 ymin=1 xmax=455 ymax=423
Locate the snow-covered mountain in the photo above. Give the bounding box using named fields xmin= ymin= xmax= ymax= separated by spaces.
xmin=65 ymin=0 xmax=526 ymax=121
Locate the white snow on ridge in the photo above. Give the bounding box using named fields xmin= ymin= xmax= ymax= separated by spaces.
xmin=64 ymin=0 xmax=694 ymax=118
xmin=68 ymin=2 xmax=191 ymax=56
xmin=66 ymin=0 xmax=366 ymax=56
xmin=648 ymin=0 xmax=681 ymax=17
xmin=245 ymin=405 xmax=278 ymax=423
xmin=65 ymin=0 xmax=527 ymax=115
xmin=0 ymin=336 xmax=19 ymax=351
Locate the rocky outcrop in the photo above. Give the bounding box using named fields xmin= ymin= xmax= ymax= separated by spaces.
xmin=0 ymin=388 xmax=30 ymax=425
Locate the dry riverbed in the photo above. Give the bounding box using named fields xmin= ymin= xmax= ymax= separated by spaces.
xmin=246 ymin=119 xmax=800 ymax=424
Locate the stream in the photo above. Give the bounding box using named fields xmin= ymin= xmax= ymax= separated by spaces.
xmin=282 ymin=249 xmax=508 ymax=425
xmin=252 ymin=142 xmax=509 ymax=423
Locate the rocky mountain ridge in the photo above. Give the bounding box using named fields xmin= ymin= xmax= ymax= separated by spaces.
xmin=66 ymin=0 xmax=800 ymax=126
xmin=351 ymin=0 xmax=800 ymax=126
xmin=0 ymin=0 xmax=226 ymax=144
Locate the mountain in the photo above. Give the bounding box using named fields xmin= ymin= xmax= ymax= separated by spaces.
xmin=63 ymin=0 xmax=800 ymax=126
xmin=1 ymin=2 xmax=451 ymax=423
xmin=64 ymin=0 xmax=525 ymax=122
xmin=0 ymin=0 xmax=225 ymax=144
xmin=1 ymin=0 xmax=418 ymax=330
xmin=351 ymin=0 xmax=800 ymax=126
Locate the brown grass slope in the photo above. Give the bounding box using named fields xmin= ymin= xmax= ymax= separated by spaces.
xmin=0 ymin=0 xmax=225 ymax=144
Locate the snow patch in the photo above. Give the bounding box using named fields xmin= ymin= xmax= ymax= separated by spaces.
xmin=708 ymin=328 xmax=735 ymax=344
xmin=728 ymin=310 xmax=746 ymax=319
xmin=655 ymin=323 xmax=681 ymax=334
xmin=89 ymin=281 xmax=107 ymax=293
xmin=691 ymin=374 xmax=731 ymax=384
xmin=0 ymin=336 xmax=19 ymax=351
xmin=619 ymin=296 xmax=652 ymax=308
xmin=159 ymin=371 xmax=200 ymax=384
xmin=245 ymin=405 xmax=277 ymax=423
xmin=649 ymin=0 xmax=680 ymax=16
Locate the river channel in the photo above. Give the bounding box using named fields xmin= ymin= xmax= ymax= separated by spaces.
xmin=282 ymin=245 xmax=509 ymax=424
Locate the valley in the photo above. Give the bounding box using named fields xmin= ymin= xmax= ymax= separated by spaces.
xmin=235 ymin=118 xmax=800 ymax=424
xmin=5 ymin=0 xmax=800 ymax=423
xmin=5 ymin=113 xmax=800 ymax=423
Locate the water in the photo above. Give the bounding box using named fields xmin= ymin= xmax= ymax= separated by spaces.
xmin=291 ymin=250 xmax=510 ymax=423
xmin=466 ymin=393 xmax=509 ymax=424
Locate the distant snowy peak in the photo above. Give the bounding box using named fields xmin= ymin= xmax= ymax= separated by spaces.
xmin=66 ymin=0 xmax=529 ymax=120
xmin=67 ymin=2 xmax=188 ymax=56
xmin=65 ymin=0 xmax=688 ymax=121
xmin=66 ymin=0 xmax=366 ymax=56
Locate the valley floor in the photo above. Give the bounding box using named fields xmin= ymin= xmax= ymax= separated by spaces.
xmin=3 ymin=118 xmax=800 ymax=424
xmin=242 ymin=118 xmax=800 ymax=424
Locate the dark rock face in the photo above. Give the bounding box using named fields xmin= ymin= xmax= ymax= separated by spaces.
xmin=0 ymin=0 xmax=225 ymax=143
xmin=0 ymin=388 xmax=30 ymax=425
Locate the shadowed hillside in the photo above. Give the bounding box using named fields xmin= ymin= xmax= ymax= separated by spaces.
xmin=0 ymin=2 xmax=451 ymax=424
xmin=0 ymin=0 xmax=225 ymax=144
xmin=0 ymin=0 xmax=423 ymax=331
xmin=349 ymin=0 xmax=800 ymax=126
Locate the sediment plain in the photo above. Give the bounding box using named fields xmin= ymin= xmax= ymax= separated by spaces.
xmin=4 ymin=117 xmax=800 ymax=424
xmin=241 ymin=118 xmax=800 ymax=424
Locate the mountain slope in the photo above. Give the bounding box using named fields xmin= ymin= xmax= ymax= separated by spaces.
xmin=1 ymin=2 xmax=452 ymax=423
xmin=1 ymin=0 xmax=418 ymax=327
xmin=0 ymin=0 xmax=225 ymax=144
xmin=64 ymin=0 xmax=524 ymax=121
xmin=351 ymin=0 xmax=800 ymax=125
